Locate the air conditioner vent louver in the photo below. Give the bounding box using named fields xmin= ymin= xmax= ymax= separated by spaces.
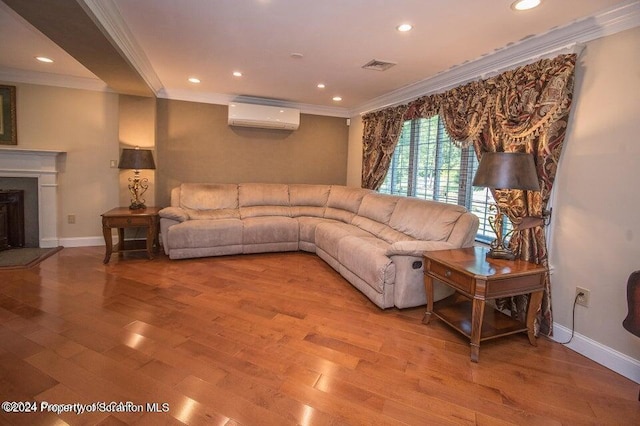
xmin=362 ymin=59 xmax=397 ymax=71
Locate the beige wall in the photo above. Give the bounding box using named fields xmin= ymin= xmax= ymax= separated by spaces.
xmin=550 ymin=27 xmax=640 ymax=360
xmin=4 ymin=83 xmax=120 ymax=240
xmin=3 ymin=86 xmax=349 ymax=241
xmin=118 ymin=95 xmax=157 ymax=208
xmin=345 ymin=27 xmax=640 ymax=364
xmin=156 ymin=99 xmax=349 ymax=206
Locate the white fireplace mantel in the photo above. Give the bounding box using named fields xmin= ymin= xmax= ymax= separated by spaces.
xmin=0 ymin=147 xmax=65 ymax=248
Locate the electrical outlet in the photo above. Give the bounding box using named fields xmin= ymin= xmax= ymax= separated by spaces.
xmin=67 ymin=214 xmax=76 ymax=224
xmin=575 ymin=286 xmax=590 ymax=307
xmin=110 ymin=160 xmax=117 ymax=168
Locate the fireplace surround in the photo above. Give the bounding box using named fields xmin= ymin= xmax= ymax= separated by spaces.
xmin=0 ymin=148 xmax=64 ymax=248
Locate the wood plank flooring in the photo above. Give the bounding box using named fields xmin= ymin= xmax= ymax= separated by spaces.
xmin=0 ymin=247 xmax=637 ymax=425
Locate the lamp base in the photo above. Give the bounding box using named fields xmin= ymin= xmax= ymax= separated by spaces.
xmin=128 ymin=201 xmax=147 ymax=210
xmin=486 ymin=247 xmax=516 ymax=260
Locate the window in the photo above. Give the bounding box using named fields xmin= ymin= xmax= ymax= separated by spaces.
xmin=378 ymin=116 xmax=499 ymax=243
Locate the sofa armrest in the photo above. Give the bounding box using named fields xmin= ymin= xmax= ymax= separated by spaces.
xmin=386 ymin=240 xmax=456 ymax=257
xmin=159 ymin=206 xmax=189 ymax=223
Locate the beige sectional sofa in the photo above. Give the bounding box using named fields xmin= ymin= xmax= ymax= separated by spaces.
xmin=159 ymin=183 xmax=479 ymax=309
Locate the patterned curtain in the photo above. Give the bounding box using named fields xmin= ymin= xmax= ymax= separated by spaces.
xmin=360 ymin=54 xmax=576 ymax=335
xmin=361 ymin=105 xmax=408 ymax=190
xmin=475 ymin=55 xmax=576 ymax=335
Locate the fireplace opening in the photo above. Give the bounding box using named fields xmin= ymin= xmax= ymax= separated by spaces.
xmin=0 ymin=177 xmax=39 ymax=248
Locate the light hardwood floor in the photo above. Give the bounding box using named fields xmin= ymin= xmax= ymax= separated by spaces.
xmin=0 ymin=247 xmax=638 ymax=425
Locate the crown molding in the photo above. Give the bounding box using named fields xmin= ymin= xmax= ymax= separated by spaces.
xmin=80 ymin=0 xmax=163 ymax=94
xmin=3 ymin=0 xmax=637 ymax=118
xmin=157 ymin=89 xmax=351 ymax=118
xmin=0 ymin=67 xmax=110 ymax=92
xmin=351 ymin=0 xmax=640 ymax=116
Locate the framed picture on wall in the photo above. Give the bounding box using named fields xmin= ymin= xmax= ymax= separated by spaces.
xmin=0 ymin=85 xmax=17 ymax=145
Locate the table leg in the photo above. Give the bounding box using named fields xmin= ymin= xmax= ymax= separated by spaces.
xmin=102 ymin=223 xmax=112 ymax=264
xmin=470 ymin=297 xmax=486 ymax=363
xmin=422 ymin=274 xmax=434 ymax=325
xmin=152 ymin=219 xmax=160 ymax=253
xmin=527 ymin=290 xmax=544 ymax=346
xmin=146 ymin=223 xmax=155 ymax=259
xmin=117 ymin=228 xmax=125 ymax=257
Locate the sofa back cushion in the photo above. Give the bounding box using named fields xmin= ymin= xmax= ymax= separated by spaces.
xmin=388 ymin=197 xmax=467 ymax=242
xmin=180 ymin=183 xmax=238 ymax=210
xmin=357 ymin=193 xmax=398 ymax=224
xmin=178 ymin=183 xmax=240 ymax=220
xmin=289 ymin=184 xmax=330 ymax=217
xmin=324 ymin=186 xmax=371 ymax=222
xmin=351 ymin=193 xmax=407 ymax=242
xmin=239 ymin=183 xmax=291 ymax=218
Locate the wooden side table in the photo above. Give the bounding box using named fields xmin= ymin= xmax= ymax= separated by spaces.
xmin=423 ymin=246 xmax=547 ymax=362
xmin=101 ymin=207 xmax=161 ymax=264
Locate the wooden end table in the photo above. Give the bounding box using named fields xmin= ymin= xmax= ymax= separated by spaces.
xmin=101 ymin=207 xmax=161 ymax=264
xmin=423 ymin=246 xmax=547 ymax=362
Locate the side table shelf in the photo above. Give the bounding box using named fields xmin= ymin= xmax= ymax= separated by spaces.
xmin=432 ymin=294 xmax=530 ymax=342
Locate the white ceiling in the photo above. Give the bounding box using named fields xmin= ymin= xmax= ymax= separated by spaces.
xmin=0 ymin=0 xmax=636 ymax=115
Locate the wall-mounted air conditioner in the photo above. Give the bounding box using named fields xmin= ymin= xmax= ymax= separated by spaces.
xmin=228 ymin=102 xmax=300 ymax=130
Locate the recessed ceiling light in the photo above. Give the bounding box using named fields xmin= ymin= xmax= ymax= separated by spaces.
xmin=396 ymin=23 xmax=413 ymax=32
xmin=233 ymin=71 xmax=243 ymax=77
xmin=188 ymin=77 xmax=201 ymax=84
xmin=332 ymin=96 xmax=342 ymax=102
xmin=511 ymin=0 xmax=541 ymax=11
xmin=317 ymin=83 xmax=326 ymax=89
xmin=35 ymin=56 xmax=53 ymax=63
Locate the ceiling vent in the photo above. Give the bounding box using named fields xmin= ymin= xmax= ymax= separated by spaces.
xmin=362 ymin=59 xmax=397 ymax=71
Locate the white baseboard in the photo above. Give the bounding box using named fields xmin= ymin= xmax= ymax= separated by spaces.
xmin=553 ymin=323 xmax=640 ymax=384
xmin=57 ymin=236 xmax=154 ymax=248
xmin=40 ymin=238 xmax=61 ymax=248
xmin=58 ymin=236 xmax=107 ymax=247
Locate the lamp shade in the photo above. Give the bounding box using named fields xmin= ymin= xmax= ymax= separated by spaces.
xmin=118 ymin=148 xmax=156 ymax=170
xmin=472 ymin=152 xmax=540 ymax=191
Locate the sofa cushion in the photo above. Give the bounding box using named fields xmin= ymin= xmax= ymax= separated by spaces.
xmin=315 ymin=222 xmax=373 ymax=259
xmin=388 ymin=197 xmax=467 ymax=242
xmin=324 ymin=186 xmax=371 ymax=222
xmin=289 ymin=184 xmax=330 ymax=205
xmin=357 ymin=193 xmax=398 ymax=224
xmin=239 ymin=183 xmax=290 ymax=207
xmin=239 ymin=183 xmax=292 ymax=218
xmin=297 ymin=217 xmax=337 ymax=244
xmin=242 ymin=216 xmax=299 ymax=245
xmin=167 ymin=219 xmax=243 ymax=249
xmin=179 ymin=183 xmax=238 ymax=210
xmin=373 ymin=225 xmax=414 ymax=245
xmin=289 ymin=184 xmax=330 ymax=217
